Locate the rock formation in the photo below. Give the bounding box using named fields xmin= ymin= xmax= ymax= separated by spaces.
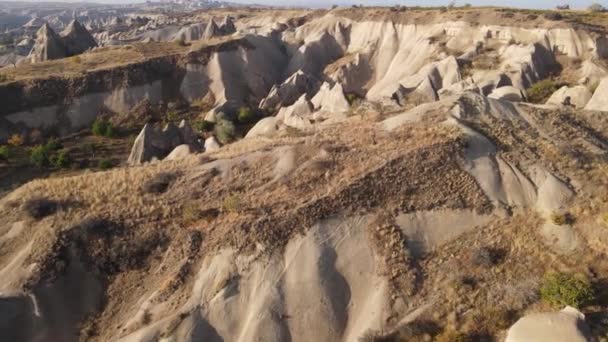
xmin=28 ymin=23 xmax=67 ymax=63
xmin=506 ymin=307 xmax=591 ymax=342
xmin=28 ymin=20 xmax=97 ymax=63
xmin=60 ymin=20 xmax=98 ymax=56
xmin=127 ymin=121 xmax=200 ymax=165
xmin=585 ymin=78 xmax=608 ymax=111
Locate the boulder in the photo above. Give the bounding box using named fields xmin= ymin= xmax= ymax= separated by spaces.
xmin=276 ymin=95 xmax=314 ymax=122
xmin=488 ymin=86 xmax=525 ymax=102
xmin=546 ymin=85 xmax=592 ymax=109
xmin=506 ymin=306 xmax=591 ymax=342
xmin=128 ymin=122 xmax=201 ymax=165
xmin=245 ymin=117 xmax=279 ymax=138
xmin=165 ymin=144 xmax=192 ymax=161
xmin=585 ymin=78 xmax=608 ymax=112
xmin=204 ymin=136 xmax=221 ymax=152
xmin=311 ymin=82 xmax=350 ymax=113
xmin=260 ymin=70 xmax=319 ymax=111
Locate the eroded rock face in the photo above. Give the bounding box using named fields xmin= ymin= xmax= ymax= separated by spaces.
xmin=546 ymin=85 xmax=592 ymax=109
xmin=259 ymin=70 xmax=319 ymax=111
xmin=60 ymin=20 xmax=98 ymax=56
xmin=585 ymin=78 xmax=608 ymax=112
xmin=506 ymin=307 xmax=592 ymax=342
xmin=28 ymin=23 xmax=67 ymax=63
xmin=28 ymin=20 xmax=97 ymax=63
xmin=128 ymin=121 xmax=200 ymax=165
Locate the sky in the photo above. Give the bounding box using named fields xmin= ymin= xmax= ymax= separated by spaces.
xmin=16 ymin=0 xmax=608 ymax=9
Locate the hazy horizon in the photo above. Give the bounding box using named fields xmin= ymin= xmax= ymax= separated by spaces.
xmin=10 ymin=0 xmax=608 ymax=10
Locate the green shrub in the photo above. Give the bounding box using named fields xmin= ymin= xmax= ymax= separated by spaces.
xmin=527 ymin=79 xmax=563 ymax=103
xmin=45 ymin=138 xmax=62 ymax=151
xmin=214 ymin=118 xmax=236 ymax=145
xmin=50 ymin=150 xmax=71 ymax=169
xmin=195 ymin=120 xmax=215 ymax=132
xmin=237 ymin=106 xmax=256 ymax=124
xmin=92 ymin=119 xmax=116 ymax=138
xmin=165 ymin=110 xmax=179 ymax=123
xmin=222 ymin=193 xmax=243 ymax=212
xmin=98 ymin=158 xmax=113 ymax=170
xmin=540 ymin=272 xmax=595 ymax=308
xmin=0 ymin=145 xmax=10 ymax=161
xmin=30 ymin=145 xmax=50 ymax=167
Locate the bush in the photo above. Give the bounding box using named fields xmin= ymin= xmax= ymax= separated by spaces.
xmin=23 ymin=198 xmax=58 ymax=219
xmin=550 ymin=212 xmax=571 ymax=225
xmin=472 ymin=246 xmax=504 ymax=268
xmin=222 ymin=193 xmax=243 ymax=212
xmin=527 ymin=79 xmax=563 ymax=103
xmin=589 ymin=3 xmax=605 ymax=12
xmin=45 ymin=138 xmax=62 ymax=151
xmin=30 ymin=145 xmax=50 ymax=167
xmin=70 ymin=55 xmax=82 ymax=64
xmin=237 ymin=106 xmax=256 ymax=124
xmin=540 ymin=272 xmax=595 ymax=308
xmin=50 ymin=150 xmax=71 ymax=169
xmin=0 ymin=145 xmax=10 ymax=161
xmin=142 ymin=172 xmax=176 ymax=194
xmin=214 ymin=118 xmax=236 ymax=145
xmin=92 ymin=119 xmax=116 ymax=138
xmin=7 ymin=134 xmax=24 ymax=147
xmin=195 ymin=120 xmax=215 ymax=132
xmin=98 ymin=158 xmax=113 ymax=170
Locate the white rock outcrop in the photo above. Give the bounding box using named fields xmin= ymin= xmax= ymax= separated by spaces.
xmin=506 ymin=306 xmax=591 ymax=342
xmin=204 ymin=136 xmax=221 ymax=152
xmin=245 ymin=117 xmax=279 ymax=138
xmin=546 ymin=85 xmax=592 ymax=109
xmin=311 ymin=82 xmax=350 ymax=114
xmin=585 ymin=78 xmax=608 ymax=112
xmin=488 ymin=86 xmax=526 ymax=102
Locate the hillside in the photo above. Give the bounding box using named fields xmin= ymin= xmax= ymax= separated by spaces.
xmin=1 ymin=5 xmax=608 ymax=342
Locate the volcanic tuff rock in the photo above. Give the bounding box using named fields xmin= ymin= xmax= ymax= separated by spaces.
xmin=28 ymin=23 xmax=67 ymax=63
xmin=27 ymin=20 xmax=97 ymax=63
xmin=4 ymin=7 xmax=608 ymax=342
xmin=127 ymin=121 xmax=200 ymax=165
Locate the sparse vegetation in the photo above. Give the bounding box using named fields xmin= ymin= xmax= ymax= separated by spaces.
xmin=222 ymin=193 xmax=243 ymax=212
xmin=472 ymin=246 xmax=504 ymax=267
xmin=182 ymin=202 xmax=202 ymax=223
xmin=142 ymin=172 xmax=176 ymax=194
xmin=23 ymin=198 xmax=58 ymax=219
xmin=435 ymin=329 xmax=473 ymax=342
xmin=70 ymin=55 xmax=82 ymax=64
xmin=540 ymin=272 xmax=594 ymax=308
xmin=237 ymin=106 xmax=256 ymax=124
xmin=7 ymin=134 xmax=24 ymax=147
xmin=50 ymin=150 xmax=71 ymax=169
xmin=98 ymin=158 xmax=113 ymax=170
xmin=549 ymin=211 xmax=570 ymax=225
xmin=214 ymin=118 xmax=236 ymax=145
xmin=29 ymin=145 xmax=51 ymax=167
xmin=195 ymin=119 xmax=215 ymax=132
xmin=527 ymin=79 xmax=564 ymax=103
xmin=0 ymin=145 xmax=11 ymax=161
xmin=92 ymin=119 xmax=117 ymax=138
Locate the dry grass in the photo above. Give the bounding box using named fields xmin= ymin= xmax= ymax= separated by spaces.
xmin=0 ymin=36 xmax=241 ymax=82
